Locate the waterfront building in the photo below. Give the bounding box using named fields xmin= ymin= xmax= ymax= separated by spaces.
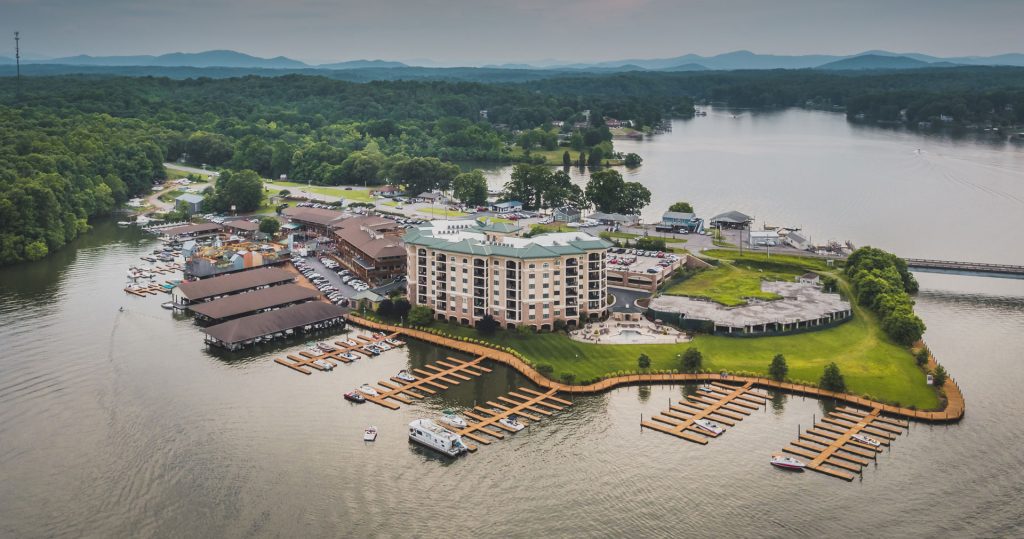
xmin=588 ymin=212 xmax=640 ymax=227
xmin=331 ymin=215 xmax=407 ymax=285
xmin=280 ymin=206 xmax=347 ymax=236
xmin=660 ymin=211 xmax=699 ymax=231
xmin=552 ymin=206 xmax=581 ymax=223
xmin=404 ymin=220 xmax=612 ymax=330
xmin=490 ymin=200 xmax=524 ymax=213
xmin=175 ymin=193 xmax=204 ymax=215
xmin=172 ymin=266 xmax=295 ymax=305
xmin=709 ymin=210 xmax=753 ymax=229
xmin=748 ymin=230 xmax=780 ymax=247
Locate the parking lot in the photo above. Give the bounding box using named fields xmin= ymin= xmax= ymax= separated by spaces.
xmin=293 ymin=255 xmax=365 ymax=307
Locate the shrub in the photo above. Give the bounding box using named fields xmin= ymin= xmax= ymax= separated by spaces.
xmin=932 ymin=364 xmax=948 ymax=387
xmin=769 ymin=354 xmax=788 ymax=381
xmin=819 ymin=362 xmax=846 ymax=392
xmin=638 ymin=353 xmax=651 ymax=370
xmin=560 ymin=372 xmax=577 ymax=385
xmin=680 ymin=348 xmax=703 ymax=373
xmin=915 ymin=347 xmax=930 ymax=367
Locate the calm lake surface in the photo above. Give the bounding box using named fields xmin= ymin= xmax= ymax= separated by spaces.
xmin=2 ymin=110 xmax=1024 ymax=537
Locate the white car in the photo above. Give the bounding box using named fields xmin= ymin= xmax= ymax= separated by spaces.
xmin=567 ymin=222 xmax=581 ymax=228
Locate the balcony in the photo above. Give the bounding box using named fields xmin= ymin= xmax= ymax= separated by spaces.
xmin=565 ymin=268 xmax=578 ymax=277
xmin=474 ymin=269 xmax=485 ymax=277
xmin=474 ymin=278 xmax=485 ymax=288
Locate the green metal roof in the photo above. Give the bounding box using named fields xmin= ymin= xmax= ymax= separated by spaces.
xmin=404 ymin=223 xmax=611 ymax=259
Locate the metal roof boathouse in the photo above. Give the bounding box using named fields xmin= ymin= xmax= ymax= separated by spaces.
xmin=202 ymin=302 xmax=347 ymax=351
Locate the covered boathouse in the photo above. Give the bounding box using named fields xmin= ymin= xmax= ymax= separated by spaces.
xmin=172 ymin=267 xmax=295 ymax=305
xmin=202 ymin=301 xmax=347 ymax=351
xmin=188 ymin=283 xmax=321 ymax=323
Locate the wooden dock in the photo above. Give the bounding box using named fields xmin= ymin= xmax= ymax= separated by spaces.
xmin=358 ymin=356 xmax=492 ymax=410
xmin=778 ymin=406 xmax=908 ymax=481
xmin=641 ymin=381 xmax=769 ymax=444
xmin=273 ymin=332 xmax=403 ymax=374
xmin=124 ymin=283 xmax=165 ymax=296
xmin=450 ymin=387 xmax=572 ymax=452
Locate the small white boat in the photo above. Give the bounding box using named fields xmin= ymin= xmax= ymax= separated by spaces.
xmin=358 ymin=384 xmax=378 ymax=396
xmin=770 ymin=454 xmax=806 ymax=470
xmin=386 ymin=338 xmax=406 ymax=346
xmin=697 ymin=384 xmax=715 ymax=393
xmin=340 ymin=352 xmax=359 ymax=361
xmin=363 ymin=426 xmax=378 ymax=442
xmin=161 ymin=301 xmax=174 ymax=310
xmin=497 ymin=413 xmax=525 ymax=432
xmin=313 ymin=359 xmax=334 ymax=371
xmin=117 ymin=221 xmax=131 ymax=227
xmin=372 ymin=332 xmax=385 ymax=339
xmin=851 ymin=433 xmax=882 ymax=447
xmin=694 ymin=419 xmax=724 ymax=435
xmin=344 ymin=339 xmax=358 ymax=347
xmin=376 ymin=343 xmax=393 ymax=351
xmin=408 ymin=419 xmax=468 ymax=457
xmin=439 ymin=410 xmax=467 ymax=429
xmin=317 ymin=341 xmax=337 ymax=352
xmin=396 ymin=370 xmax=417 ymax=382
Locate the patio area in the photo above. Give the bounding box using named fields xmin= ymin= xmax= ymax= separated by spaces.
xmin=569 ymin=317 xmax=690 ymax=345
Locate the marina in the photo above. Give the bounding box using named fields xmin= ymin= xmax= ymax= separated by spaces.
xmin=447 ymin=388 xmax=572 ymax=451
xmin=273 ymin=332 xmax=404 ymax=374
xmin=778 ymin=406 xmax=908 ymax=481
xmin=640 ymin=381 xmax=769 ymax=444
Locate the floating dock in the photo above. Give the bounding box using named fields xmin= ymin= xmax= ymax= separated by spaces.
xmin=274 ymin=332 xmax=402 ymax=374
xmin=641 ymin=381 xmax=769 ymax=444
xmin=450 ymin=387 xmax=572 ymax=451
xmin=356 ymin=356 xmax=492 ymax=410
xmin=777 ymin=406 xmax=908 ymax=481
xmin=124 ymin=284 xmax=165 ymax=296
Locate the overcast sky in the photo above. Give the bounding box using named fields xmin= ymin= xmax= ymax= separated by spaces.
xmin=3 ymin=0 xmax=1022 ymax=64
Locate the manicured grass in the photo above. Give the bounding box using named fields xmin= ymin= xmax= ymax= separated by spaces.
xmin=263 ymin=181 xmax=375 ymax=202
xmin=415 ymin=207 xmax=468 ymax=218
xmin=528 ymin=223 xmax=577 ymax=235
xmin=602 ymin=231 xmax=686 ymax=243
xmin=662 ymin=262 xmax=800 ymax=306
xmin=703 ymin=249 xmax=841 ymax=272
xmin=438 ymin=285 xmax=937 ymax=409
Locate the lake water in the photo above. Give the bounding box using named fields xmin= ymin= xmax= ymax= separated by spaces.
xmin=483 ymin=108 xmax=1024 ymax=264
xmin=2 ymin=111 xmax=1024 ymax=537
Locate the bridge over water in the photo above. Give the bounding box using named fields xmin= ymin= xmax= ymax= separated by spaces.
xmin=904 ymin=258 xmax=1024 ymax=280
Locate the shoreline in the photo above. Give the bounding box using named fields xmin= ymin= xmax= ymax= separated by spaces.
xmin=346 ymin=314 xmax=965 ymax=423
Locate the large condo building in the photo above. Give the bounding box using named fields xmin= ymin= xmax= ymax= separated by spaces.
xmin=404 ymin=220 xmax=612 ymax=330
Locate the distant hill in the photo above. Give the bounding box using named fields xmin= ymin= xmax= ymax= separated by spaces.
xmin=33 ymin=50 xmax=309 ymax=69
xmin=317 ymin=59 xmax=407 ymax=69
xmin=662 ymin=63 xmax=710 ymax=72
xmin=816 ymin=54 xmax=938 ymax=70
xmin=0 ymin=56 xmax=14 ymax=65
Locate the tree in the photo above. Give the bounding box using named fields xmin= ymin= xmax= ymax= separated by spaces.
xmin=204 ymin=169 xmax=263 ymax=213
xmin=384 ymin=156 xmax=459 ymax=195
xmin=769 ymin=354 xmax=788 ymax=381
xmin=680 ymin=348 xmax=703 ymax=373
xmin=504 ymin=164 xmax=551 ymax=210
xmin=585 ymin=169 xmax=625 ymax=212
xmin=24 ymin=241 xmax=48 ymax=261
xmin=931 ymin=364 xmax=948 ymax=387
xmin=623 ymin=153 xmax=643 ymax=168
xmin=819 ymin=362 xmax=846 ymax=392
xmin=562 ymin=150 xmax=572 ymax=167
xmin=668 ymin=201 xmax=694 ymax=213
xmin=587 ymin=147 xmax=604 ymax=167
xmin=392 ymin=298 xmax=412 ymax=320
xmin=376 ymin=298 xmax=395 ymax=318
xmin=881 ymin=307 xmax=926 ymax=346
xmin=560 ymin=372 xmax=577 ymax=385
xmin=407 ymin=305 xmax=434 ymax=326
xmin=452 ymin=170 xmax=488 ymax=206
xmin=638 ymin=353 xmax=651 ymax=371
xmin=577 ymin=152 xmax=586 ymax=170
xmin=620 ymin=182 xmax=652 ymax=214
xmin=258 ymin=217 xmax=280 ymax=235
xmin=476 ymin=314 xmax=499 ymax=336
xmin=915 ymin=347 xmax=930 ymax=367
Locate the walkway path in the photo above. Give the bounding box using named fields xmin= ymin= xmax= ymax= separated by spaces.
xmin=347 ymin=315 xmax=965 ymax=423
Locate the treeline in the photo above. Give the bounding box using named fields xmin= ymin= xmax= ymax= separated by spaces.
xmin=0 ymin=107 xmax=166 ymax=264
xmin=0 ymin=75 xmax=678 ymax=187
xmin=845 ymin=247 xmax=925 ymax=346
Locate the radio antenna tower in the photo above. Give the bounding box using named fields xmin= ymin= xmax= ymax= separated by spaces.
xmin=14 ymin=32 xmax=20 ymax=79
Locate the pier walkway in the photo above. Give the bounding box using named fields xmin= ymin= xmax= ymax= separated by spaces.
xmin=642 ymin=381 xmax=768 ymax=444
xmin=779 ymin=406 xmax=908 ymax=481
xmin=273 ymin=332 xmax=401 ymax=374
xmin=905 ymin=258 xmax=1024 ymax=279
xmin=451 ymin=388 xmax=572 ymax=451
xmin=357 ymin=356 xmax=492 ymax=410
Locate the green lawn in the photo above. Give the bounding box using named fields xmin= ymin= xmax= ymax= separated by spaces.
xmin=263 ymin=181 xmax=375 ymax=202
xmin=528 ymin=223 xmax=578 ymax=235
xmin=602 ymin=231 xmax=686 ymax=243
xmin=663 ymin=262 xmax=800 ymax=306
xmin=415 ymin=207 xmax=468 ymax=218
xmin=438 ymin=286 xmax=937 ymax=409
xmin=702 ymin=249 xmax=841 ymax=272
xmin=158 ymin=189 xmax=185 ymax=203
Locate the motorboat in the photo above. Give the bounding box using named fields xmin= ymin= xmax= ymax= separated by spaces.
xmin=344 ymin=391 xmax=365 ymax=403
xmin=376 ymin=343 xmax=393 ymax=351
xmin=408 ymin=419 xmax=468 ymax=457
xmin=358 ymin=384 xmax=379 ymax=397
xmin=385 ymin=338 xmax=406 ymax=347
xmin=363 ymin=426 xmax=378 ymax=442
xmin=117 ymin=221 xmax=131 ymax=226
xmin=313 ymin=359 xmax=334 ymax=371
xmin=372 ymin=332 xmax=386 ymax=339
xmin=851 ymin=434 xmax=882 ymax=447
xmin=362 ymin=346 xmax=381 ymax=356
xmin=317 ymin=341 xmax=337 ymax=352
xmin=396 ymin=370 xmax=417 ymax=383
xmin=161 ymin=301 xmax=174 ymax=310
xmin=343 ymin=339 xmax=358 ymax=347
xmin=439 ymin=410 xmax=468 ymax=429
xmin=770 ymin=454 xmax=806 ymax=470
xmin=697 ymin=384 xmax=715 ymax=393
xmin=694 ymin=419 xmax=724 ymax=435
xmin=497 ymin=413 xmax=525 ymax=432
xmin=340 ymin=352 xmax=360 ymax=361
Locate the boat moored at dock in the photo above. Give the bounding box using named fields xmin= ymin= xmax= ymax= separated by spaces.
xmin=770 ymin=454 xmax=806 ymax=470
xmin=408 ymin=419 xmax=468 ymax=457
